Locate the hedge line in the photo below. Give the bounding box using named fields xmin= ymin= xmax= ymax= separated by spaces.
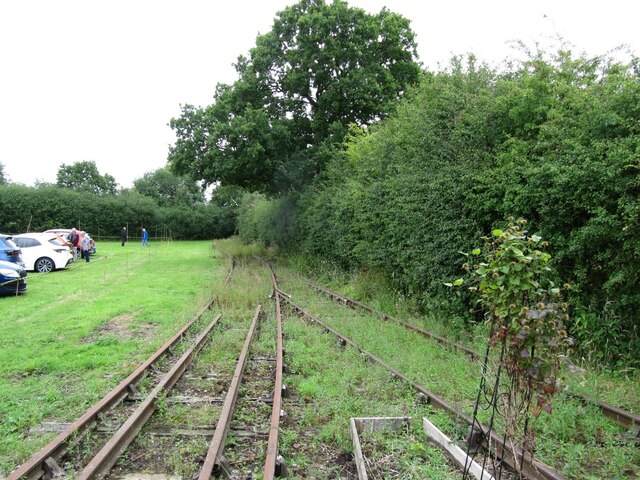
xmin=240 ymin=52 xmax=640 ymax=366
xmin=0 ymin=185 xmax=235 ymax=240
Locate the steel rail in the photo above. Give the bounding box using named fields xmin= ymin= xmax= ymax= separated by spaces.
xmin=276 ymin=289 xmax=564 ymax=480
xmin=199 ymin=305 xmax=263 ymax=480
xmin=300 ymin=277 xmax=640 ymax=432
xmin=9 ymin=297 xmax=216 ymax=480
xmin=256 ymin=257 xmax=478 ymax=360
xmin=76 ymin=313 xmax=222 ymax=480
xmin=307 ymin=279 xmax=479 ymax=360
xmin=224 ymin=257 xmax=236 ymax=284
xmin=588 ymin=398 xmax=640 ymax=430
xmin=255 ymin=256 xmax=286 ymax=479
xmin=263 ymin=289 xmax=285 ymax=480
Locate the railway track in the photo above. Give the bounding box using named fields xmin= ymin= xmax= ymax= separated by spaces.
xmin=224 ymin=256 xmax=237 ymax=284
xmin=281 ymin=267 xmax=640 ymax=433
xmin=274 ymin=287 xmax=563 ymax=480
xmin=9 ymin=252 xmax=636 ymax=479
xmin=198 ymin=305 xmax=266 ymax=478
xmin=9 ymin=283 xmax=288 ymax=479
xmin=8 ymin=298 xmax=217 ymax=480
xmin=263 ymin=260 xmax=638 ymax=478
xmin=258 ymin=257 xmax=544 ymax=478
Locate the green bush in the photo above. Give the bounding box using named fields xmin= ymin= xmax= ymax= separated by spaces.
xmin=242 ymin=51 xmax=640 ymax=366
xmin=0 ymin=184 xmax=234 ymax=240
xmin=236 ymin=192 xmax=299 ymax=249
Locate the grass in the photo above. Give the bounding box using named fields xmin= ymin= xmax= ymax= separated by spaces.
xmin=0 ymin=240 xmax=222 ymax=472
xmin=279 ymin=254 xmax=640 ymax=413
xmin=359 ymin=424 xmax=461 ymax=480
xmin=277 ymin=315 xmax=462 ymax=478
xmin=270 ymin=254 xmax=640 ymax=480
xmin=3 ymin=237 xmax=639 ymax=479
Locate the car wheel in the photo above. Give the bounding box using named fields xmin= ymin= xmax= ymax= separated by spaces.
xmin=35 ymin=257 xmax=55 ymax=273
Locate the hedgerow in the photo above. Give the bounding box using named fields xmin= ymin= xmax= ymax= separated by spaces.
xmin=240 ymin=50 xmax=640 ymax=366
xmin=0 ymin=184 xmax=235 ymax=240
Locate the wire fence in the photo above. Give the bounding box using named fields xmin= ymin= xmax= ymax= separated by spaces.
xmin=0 ymin=240 xmax=166 ymax=305
xmin=4 ymin=225 xmax=176 ymax=245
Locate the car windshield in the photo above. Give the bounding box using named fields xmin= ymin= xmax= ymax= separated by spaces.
xmin=48 ymin=238 xmax=66 ymax=246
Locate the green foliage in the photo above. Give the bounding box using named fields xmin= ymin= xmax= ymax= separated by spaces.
xmin=296 ymin=65 xmax=493 ymax=312
xmin=0 ymin=161 xmax=6 ymax=185
xmin=459 ymin=219 xmax=572 ymax=417
xmin=269 ymin=49 xmax=640 ymax=366
xmin=236 ymin=192 xmax=299 ymax=248
xmin=56 ymin=161 xmax=118 ymax=195
xmin=168 ymin=0 xmax=420 ymax=193
xmin=0 ymin=184 xmax=234 ymax=240
xmin=133 ymin=167 xmax=204 ymax=206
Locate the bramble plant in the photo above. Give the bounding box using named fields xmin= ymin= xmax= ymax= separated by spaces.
xmin=453 ymin=218 xmax=572 ymax=415
xmin=450 ymin=219 xmax=573 ymax=476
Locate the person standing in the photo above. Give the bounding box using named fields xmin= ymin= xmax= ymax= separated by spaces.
xmin=69 ymin=228 xmax=80 ymax=260
xmin=121 ymin=226 xmax=127 ymax=246
xmin=82 ymin=233 xmax=92 ymax=262
xmin=142 ymin=228 xmax=149 ymax=247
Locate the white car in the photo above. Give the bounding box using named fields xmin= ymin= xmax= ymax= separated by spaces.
xmin=13 ymin=233 xmax=73 ymax=273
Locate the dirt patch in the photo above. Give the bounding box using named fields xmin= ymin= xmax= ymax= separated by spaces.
xmin=80 ymin=310 xmax=158 ymax=343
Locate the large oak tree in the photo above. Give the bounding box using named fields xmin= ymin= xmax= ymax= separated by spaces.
xmin=168 ymin=0 xmax=420 ymax=193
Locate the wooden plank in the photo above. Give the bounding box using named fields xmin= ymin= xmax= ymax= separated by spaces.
xmin=350 ymin=418 xmax=369 ymax=480
xmin=422 ymin=417 xmax=495 ymax=480
xmin=354 ymin=417 xmax=412 ymax=434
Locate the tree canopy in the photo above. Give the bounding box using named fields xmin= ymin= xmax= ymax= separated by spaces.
xmin=133 ymin=167 xmax=204 ymax=206
xmin=0 ymin=161 xmax=6 ymax=185
xmin=56 ymin=161 xmax=118 ymax=195
xmin=168 ymin=0 xmax=420 ymax=193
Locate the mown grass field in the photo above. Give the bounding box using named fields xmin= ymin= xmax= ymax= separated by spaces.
xmin=1 ymin=238 xmax=639 ymax=478
xmin=0 ymin=240 xmax=222 ymax=471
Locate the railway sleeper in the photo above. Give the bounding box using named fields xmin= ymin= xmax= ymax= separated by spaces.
xmin=43 ymin=457 xmax=65 ymax=478
xmin=275 ymin=455 xmax=288 ymax=477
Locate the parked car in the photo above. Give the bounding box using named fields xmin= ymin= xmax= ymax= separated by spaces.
xmin=43 ymin=228 xmax=96 ymax=254
xmin=13 ymin=233 xmax=73 ymax=273
xmin=0 ymin=259 xmax=27 ymax=295
xmin=0 ymin=234 xmax=25 ymax=267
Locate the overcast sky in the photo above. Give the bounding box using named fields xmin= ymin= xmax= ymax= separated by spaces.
xmin=1 ymin=0 xmax=638 ymax=188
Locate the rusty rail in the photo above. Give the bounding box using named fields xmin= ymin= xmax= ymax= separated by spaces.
xmin=307 ymin=279 xmax=479 ymax=360
xmin=9 ymin=297 xmax=216 ymax=480
xmin=77 ymin=313 xmax=222 ymax=480
xmin=277 ymin=289 xmax=564 ymax=480
xmin=199 ymin=305 xmax=263 ymax=479
xmin=299 ymin=277 xmax=640 ymax=432
xmin=263 ymin=286 xmax=285 ymax=479
xmin=256 ymin=256 xmax=287 ymax=478
xmin=224 ymin=256 xmax=236 ymax=284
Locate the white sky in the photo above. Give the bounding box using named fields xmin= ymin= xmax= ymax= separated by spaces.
xmin=1 ymin=0 xmax=638 ymax=188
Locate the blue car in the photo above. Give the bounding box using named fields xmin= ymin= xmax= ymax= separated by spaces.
xmin=0 ymin=259 xmax=27 ymax=295
xmin=0 ymin=234 xmax=25 ymax=267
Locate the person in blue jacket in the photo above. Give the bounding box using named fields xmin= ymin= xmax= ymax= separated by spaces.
xmin=142 ymin=228 xmax=149 ymax=246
